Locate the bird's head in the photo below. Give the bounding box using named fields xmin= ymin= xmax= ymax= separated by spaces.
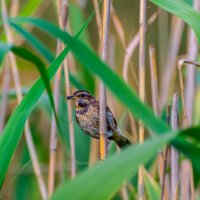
xmin=67 ymin=90 xmax=95 ymax=108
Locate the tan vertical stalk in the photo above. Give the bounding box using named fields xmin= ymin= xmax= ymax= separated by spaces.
xmin=171 ymin=93 xmax=179 ymax=200
xmin=48 ymin=42 xmax=62 ymax=196
xmin=161 ymin=105 xmax=171 ymax=200
xmin=149 ymin=45 xmax=160 ymax=115
xmin=138 ymin=0 xmax=146 ymax=199
xmin=48 ymin=0 xmax=69 ymax=193
xmin=99 ymin=0 xmax=111 ymax=160
xmin=59 ymin=0 xmax=76 ymax=178
xmin=149 ymin=45 xmax=163 ymax=185
xmin=1 ymin=0 xmax=47 ymax=199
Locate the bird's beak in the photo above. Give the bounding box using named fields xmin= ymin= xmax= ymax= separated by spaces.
xmin=67 ymin=95 xmax=74 ymax=100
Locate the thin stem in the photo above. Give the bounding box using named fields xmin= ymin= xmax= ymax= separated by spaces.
xmin=99 ymin=0 xmax=111 ymax=161
xmin=149 ymin=44 xmax=160 ymax=116
xmin=171 ymin=93 xmax=179 ymax=200
xmin=48 ymin=41 xmax=62 ymax=196
xmin=138 ymin=0 xmax=146 ymax=199
xmin=161 ymin=105 xmax=171 ymax=200
xmin=57 ymin=0 xmax=76 ymax=178
xmin=149 ymin=44 xmax=164 ymax=190
xmin=1 ymin=1 xmax=47 ymax=199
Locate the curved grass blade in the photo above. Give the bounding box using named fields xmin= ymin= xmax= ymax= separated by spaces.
xmin=0 ymin=10 xmax=95 ymax=187
xmin=51 ymin=132 xmax=178 ymax=200
xmin=150 ymin=0 xmax=200 ymax=43
xmin=0 ymin=42 xmax=62 ymax=136
xmin=10 ymin=22 xmax=54 ymax=62
xmin=9 ymin=22 xmax=85 ymax=90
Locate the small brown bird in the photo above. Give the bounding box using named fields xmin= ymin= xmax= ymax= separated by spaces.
xmin=67 ymin=90 xmax=131 ymax=148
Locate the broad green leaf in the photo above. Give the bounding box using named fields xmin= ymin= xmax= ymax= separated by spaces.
xmin=144 ymin=170 xmax=161 ymax=200
xmin=51 ymin=131 xmax=178 ymax=200
xmin=10 ymin=22 xmax=54 ymax=62
xmin=0 ymin=11 xmax=94 ymax=187
xmin=150 ymin=0 xmax=200 ymax=43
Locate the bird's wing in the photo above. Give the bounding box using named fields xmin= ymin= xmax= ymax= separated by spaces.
xmin=91 ymin=101 xmax=117 ymax=131
xmin=106 ymin=106 xmax=117 ymax=131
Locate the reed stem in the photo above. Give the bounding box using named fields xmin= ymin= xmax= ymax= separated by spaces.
xmin=99 ymin=0 xmax=111 ymax=160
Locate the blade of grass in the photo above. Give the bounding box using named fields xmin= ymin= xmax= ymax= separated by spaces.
xmin=9 ymin=22 xmax=86 ymax=91
xmin=149 ymin=0 xmax=200 ymax=43
xmin=50 ymin=130 xmax=184 ymax=200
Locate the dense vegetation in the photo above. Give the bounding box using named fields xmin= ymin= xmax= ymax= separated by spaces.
xmin=0 ymin=0 xmax=200 ymax=199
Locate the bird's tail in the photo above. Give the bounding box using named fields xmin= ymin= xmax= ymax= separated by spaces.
xmin=113 ymin=128 xmax=131 ymax=148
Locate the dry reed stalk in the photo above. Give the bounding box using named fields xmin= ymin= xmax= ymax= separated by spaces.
xmin=171 ymin=93 xmax=179 ymax=200
xmin=161 ymin=105 xmax=171 ymax=200
xmin=99 ymin=0 xmax=111 ymax=160
xmin=149 ymin=44 xmax=160 ymax=116
xmin=0 ymin=62 xmax=11 ymax=133
xmin=48 ymin=0 xmax=69 ymax=194
xmin=89 ymin=0 xmax=102 ymax=166
xmin=149 ymin=44 xmax=164 ymax=188
xmin=138 ymin=0 xmax=146 ymax=199
xmin=120 ymin=182 xmax=129 ymax=200
xmin=180 ymin=160 xmax=191 ymax=200
xmin=158 ymin=10 xmax=168 ymax=73
xmin=57 ymin=0 xmax=76 ymax=178
xmin=160 ymin=17 xmax=184 ymax=108
xmin=1 ymin=1 xmax=48 ymax=199
xmin=48 ymin=41 xmax=62 ymax=196
xmin=122 ymin=10 xmax=158 ymax=83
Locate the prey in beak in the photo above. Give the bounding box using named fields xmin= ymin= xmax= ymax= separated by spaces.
xmin=67 ymin=95 xmax=74 ymax=100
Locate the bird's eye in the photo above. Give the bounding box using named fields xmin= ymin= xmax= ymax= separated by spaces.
xmin=80 ymin=94 xmax=85 ymax=97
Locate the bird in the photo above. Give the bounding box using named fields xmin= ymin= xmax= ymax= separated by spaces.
xmin=67 ymin=90 xmax=131 ymax=148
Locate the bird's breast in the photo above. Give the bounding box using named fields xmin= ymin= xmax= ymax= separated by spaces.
xmin=75 ymin=105 xmax=100 ymax=139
